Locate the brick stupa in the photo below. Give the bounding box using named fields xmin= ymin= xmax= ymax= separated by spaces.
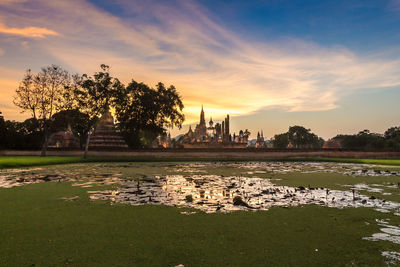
xmin=89 ymin=111 xmax=128 ymax=150
xmin=48 ymin=124 xmax=80 ymax=149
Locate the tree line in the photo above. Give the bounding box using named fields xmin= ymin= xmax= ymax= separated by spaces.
xmin=0 ymin=64 xmax=184 ymax=157
xmin=272 ymin=126 xmax=400 ymax=150
xmin=1 ymin=64 xmax=399 ymax=152
xmin=332 ymin=128 xmax=400 ymax=150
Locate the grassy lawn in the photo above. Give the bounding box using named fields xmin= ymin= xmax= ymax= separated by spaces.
xmin=2 ymin=162 xmax=400 ymax=265
xmin=0 ymin=156 xmax=85 ymax=169
xmin=293 ymin=157 xmax=400 ymax=166
xmin=1 ymin=181 xmax=399 ymax=266
xmin=1 ymin=155 xmax=400 ymax=169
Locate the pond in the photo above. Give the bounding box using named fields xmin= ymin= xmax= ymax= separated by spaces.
xmin=3 ymin=161 xmax=400 ymax=263
xmin=1 ymin=161 xmax=400 ymax=214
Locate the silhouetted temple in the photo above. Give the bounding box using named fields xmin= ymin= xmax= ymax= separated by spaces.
xmin=48 ymin=124 xmax=80 ymax=149
xmin=255 ymin=130 xmax=266 ymax=148
xmin=89 ymin=111 xmax=128 ymax=150
xmin=182 ymin=106 xmax=249 ymax=148
xmin=322 ymin=139 xmax=342 ymax=149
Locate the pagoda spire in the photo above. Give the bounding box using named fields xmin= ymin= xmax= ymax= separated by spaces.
xmin=200 ymin=105 xmax=205 ymax=126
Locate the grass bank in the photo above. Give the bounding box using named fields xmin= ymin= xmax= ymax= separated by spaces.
xmin=0 ymin=156 xmax=85 ymax=169
xmin=1 ymin=181 xmax=399 ymax=266
xmin=286 ymin=157 xmax=400 ymax=166
xmin=1 ymin=155 xmax=400 ymax=169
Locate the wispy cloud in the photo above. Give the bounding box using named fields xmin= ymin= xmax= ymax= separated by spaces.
xmin=0 ymin=22 xmax=59 ymax=38
xmin=390 ymin=0 xmax=400 ymax=11
xmin=0 ymin=0 xmax=28 ymax=5
xmin=0 ymin=0 xmax=400 ymax=124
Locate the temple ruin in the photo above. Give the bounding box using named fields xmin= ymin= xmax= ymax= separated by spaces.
xmin=89 ymin=111 xmax=129 ymax=150
xmin=48 ymin=125 xmax=80 ymax=149
xmin=182 ymin=106 xmax=249 ymax=148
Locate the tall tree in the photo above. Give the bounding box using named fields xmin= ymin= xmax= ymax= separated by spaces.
xmin=13 ymin=70 xmax=39 ymax=120
xmin=384 ymin=127 xmax=400 ymax=139
xmin=384 ymin=126 xmax=400 ymax=149
xmin=0 ymin=111 xmax=6 ymax=149
xmin=74 ymin=64 xmax=123 ymax=158
xmin=14 ymin=65 xmax=70 ymax=156
xmin=334 ymin=130 xmax=386 ymax=150
xmin=113 ymin=80 xmax=184 ymax=148
xmin=272 ymin=133 xmax=289 ymax=149
xmin=273 ymin=126 xmax=323 ymax=149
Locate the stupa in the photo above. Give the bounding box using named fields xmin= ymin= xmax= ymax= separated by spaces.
xmin=48 ymin=124 xmax=80 ymax=149
xmin=89 ymin=111 xmax=129 ymax=150
xmin=322 ymin=139 xmax=342 ymax=149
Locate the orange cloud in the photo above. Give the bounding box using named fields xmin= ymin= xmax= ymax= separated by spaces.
xmin=0 ymin=0 xmax=28 ymax=5
xmin=0 ymin=23 xmax=59 ymax=38
xmin=1 ymin=0 xmax=400 ymax=128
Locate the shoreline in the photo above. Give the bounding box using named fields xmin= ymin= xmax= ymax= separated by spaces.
xmin=1 ymin=150 xmax=400 ymax=159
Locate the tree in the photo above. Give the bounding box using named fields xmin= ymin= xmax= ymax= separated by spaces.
xmin=14 ymin=65 xmax=71 ymax=156
xmin=13 ymin=70 xmax=39 ymax=120
xmin=74 ymin=64 xmax=123 ymax=158
xmin=333 ymin=130 xmax=386 ymax=150
xmin=4 ymin=118 xmax=43 ymax=149
xmin=50 ymin=109 xmax=90 ymax=148
xmin=273 ymin=126 xmax=323 ymax=149
xmin=113 ymin=80 xmax=184 ymax=148
xmin=287 ymin=126 xmax=322 ymax=149
xmin=0 ymin=111 xmax=6 ymax=149
xmin=272 ymin=133 xmax=289 ymax=148
xmin=243 ymin=129 xmax=251 ymax=141
xmin=385 ymin=127 xmax=400 ymax=139
xmin=384 ymin=126 xmax=400 ymax=150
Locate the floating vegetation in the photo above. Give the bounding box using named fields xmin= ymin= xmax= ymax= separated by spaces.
xmin=381 ymin=251 xmax=400 ymax=265
xmin=1 ymin=161 xmax=400 ymax=214
xmin=87 ymin=174 xmax=400 ymax=214
xmin=363 ymin=219 xmax=400 ymax=263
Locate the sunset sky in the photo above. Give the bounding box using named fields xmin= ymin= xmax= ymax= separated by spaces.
xmin=0 ymin=0 xmax=400 ymax=139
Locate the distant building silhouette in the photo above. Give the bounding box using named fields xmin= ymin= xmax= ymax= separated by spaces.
xmin=48 ymin=124 xmax=80 ymax=149
xmin=182 ymin=106 xmax=248 ymax=148
xmin=322 ymin=139 xmax=342 ymax=149
xmin=255 ymin=130 xmax=266 ymax=148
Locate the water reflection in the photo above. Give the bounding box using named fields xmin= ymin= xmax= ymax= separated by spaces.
xmin=89 ymin=174 xmax=400 ymax=214
xmin=1 ymin=162 xmax=400 ymax=214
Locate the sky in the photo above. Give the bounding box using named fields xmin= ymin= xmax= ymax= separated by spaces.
xmin=0 ymin=0 xmax=400 ymax=139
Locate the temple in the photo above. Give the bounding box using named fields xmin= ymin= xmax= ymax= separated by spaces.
xmin=182 ymin=106 xmax=249 ymax=148
xmin=89 ymin=111 xmax=129 ymax=150
xmin=322 ymin=139 xmax=342 ymax=149
xmin=48 ymin=124 xmax=80 ymax=149
xmin=255 ymin=130 xmax=266 ymax=148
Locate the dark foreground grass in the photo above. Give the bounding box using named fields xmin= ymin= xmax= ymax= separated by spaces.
xmin=1 ymin=181 xmax=399 ymax=266
xmin=1 ymin=155 xmax=400 ymax=169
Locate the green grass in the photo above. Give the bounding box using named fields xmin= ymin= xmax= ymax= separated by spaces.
xmin=288 ymin=157 xmax=400 ymax=166
xmin=1 ymin=155 xmax=400 ymax=169
xmin=1 ymin=181 xmax=399 ymax=266
xmin=0 ymin=156 xmax=85 ymax=169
